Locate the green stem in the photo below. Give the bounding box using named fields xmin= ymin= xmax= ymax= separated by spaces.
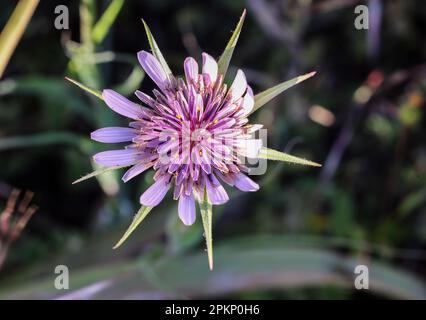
xmin=0 ymin=0 xmax=39 ymax=78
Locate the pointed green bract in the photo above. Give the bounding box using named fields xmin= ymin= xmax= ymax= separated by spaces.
xmin=113 ymin=205 xmax=153 ymax=249
xmin=72 ymin=165 xmax=129 ymax=184
xmin=199 ymin=191 xmax=214 ymax=270
xmin=92 ymin=0 xmax=125 ymax=44
xmin=258 ymin=147 xmax=322 ymax=167
xmin=217 ymin=9 xmax=246 ymax=77
xmin=65 ymin=77 xmax=103 ymax=100
xmin=142 ymin=19 xmax=173 ymax=76
xmin=249 ymin=71 xmax=316 ymax=115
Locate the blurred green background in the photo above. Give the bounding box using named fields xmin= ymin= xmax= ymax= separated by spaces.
xmin=0 ymin=0 xmax=425 ymax=299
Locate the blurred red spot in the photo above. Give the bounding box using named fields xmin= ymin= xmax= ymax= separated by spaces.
xmin=367 ymin=70 xmax=384 ymax=89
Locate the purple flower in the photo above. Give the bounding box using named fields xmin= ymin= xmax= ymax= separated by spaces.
xmin=71 ymin=11 xmax=319 ymax=268
xmin=93 ymin=51 xmax=262 ymax=226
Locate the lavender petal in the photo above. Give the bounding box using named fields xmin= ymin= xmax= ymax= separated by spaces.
xmin=206 ymin=175 xmax=229 ymax=205
xmin=178 ymin=192 xmax=196 ymax=225
xmin=138 ymin=51 xmax=169 ymax=90
xmin=103 ymin=89 xmax=144 ymax=120
xmin=91 ymin=127 xmax=137 ymax=143
xmin=139 ymin=175 xmax=171 ymax=206
xmin=122 ymin=162 xmax=152 ymax=182
xmin=202 ymin=53 xmax=218 ymax=84
xmin=229 ymin=69 xmax=247 ymax=101
xmin=93 ymin=149 xmax=142 ymax=167
xmin=241 ymin=86 xmax=254 ymax=114
xmin=135 ymin=90 xmax=155 ymax=107
xmin=234 ymin=172 xmax=259 ymax=192
xmin=184 ymin=57 xmax=199 ymax=84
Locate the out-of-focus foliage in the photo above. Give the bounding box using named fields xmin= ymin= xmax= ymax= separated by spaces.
xmin=0 ymin=0 xmax=425 ymax=299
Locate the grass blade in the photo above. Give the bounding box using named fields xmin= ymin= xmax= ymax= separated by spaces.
xmin=113 ymin=206 xmax=153 ymax=249
xmin=141 ymin=19 xmax=172 ymax=76
xmin=217 ymin=9 xmax=246 ymax=77
xmin=250 ymin=71 xmax=316 ymax=115
xmin=0 ymin=0 xmax=39 ymax=78
xmin=92 ymin=0 xmax=125 ymax=44
xmin=258 ymin=147 xmax=322 ymax=167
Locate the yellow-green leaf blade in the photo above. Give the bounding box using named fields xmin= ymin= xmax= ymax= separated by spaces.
xmin=217 ymin=9 xmax=246 ymax=77
xmin=92 ymin=0 xmax=125 ymax=44
xmin=258 ymin=147 xmax=322 ymax=167
xmin=250 ymin=71 xmax=316 ymax=115
xmin=65 ymin=77 xmax=103 ymax=100
xmin=142 ymin=19 xmax=172 ymax=76
xmin=0 ymin=0 xmax=39 ymax=78
xmin=72 ymin=165 xmax=128 ymax=184
xmin=199 ymin=191 xmax=213 ymax=270
xmin=113 ymin=205 xmax=153 ymax=249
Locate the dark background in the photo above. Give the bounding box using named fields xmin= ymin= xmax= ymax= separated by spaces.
xmin=0 ymin=0 xmax=425 ymax=299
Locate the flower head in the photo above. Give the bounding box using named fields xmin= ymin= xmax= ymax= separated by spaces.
xmin=93 ymin=51 xmax=261 ymax=225
xmin=72 ymin=10 xmax=319 ymax=269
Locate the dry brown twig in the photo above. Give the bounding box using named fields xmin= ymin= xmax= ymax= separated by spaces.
xmin=0 ymin=188 xmax=38 ymax=270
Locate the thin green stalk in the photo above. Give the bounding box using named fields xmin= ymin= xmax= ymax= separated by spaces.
xmin=80 ymin=0 xmax=96 ymax=50
xmin=0 ymin=0 xmax=39 ymax=78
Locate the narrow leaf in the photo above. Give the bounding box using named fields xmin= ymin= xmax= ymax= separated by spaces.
xmin=65 ymin=77 xmax=103 ymax=100
xmin=72 ymin=165 xmax=128 ymax=184
xmin=92 ymin=0 xmax=125 ymax=44
xmin=250 ymin=71 xmax=316 ymax=115
xmin=199 ymin=190 xmax=214 ymax=270
xmin=113 ymin=205 xmax=153 ymax=249
xmin=217 ymin=9 xmax=246 ymax=77
xmin=0 ymin=0 xmax=39 ymax=78
xmin=141 ymin=19 xmax=172 ymax=76
xmin=258 ymin=147 xmax=322 ymax=167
